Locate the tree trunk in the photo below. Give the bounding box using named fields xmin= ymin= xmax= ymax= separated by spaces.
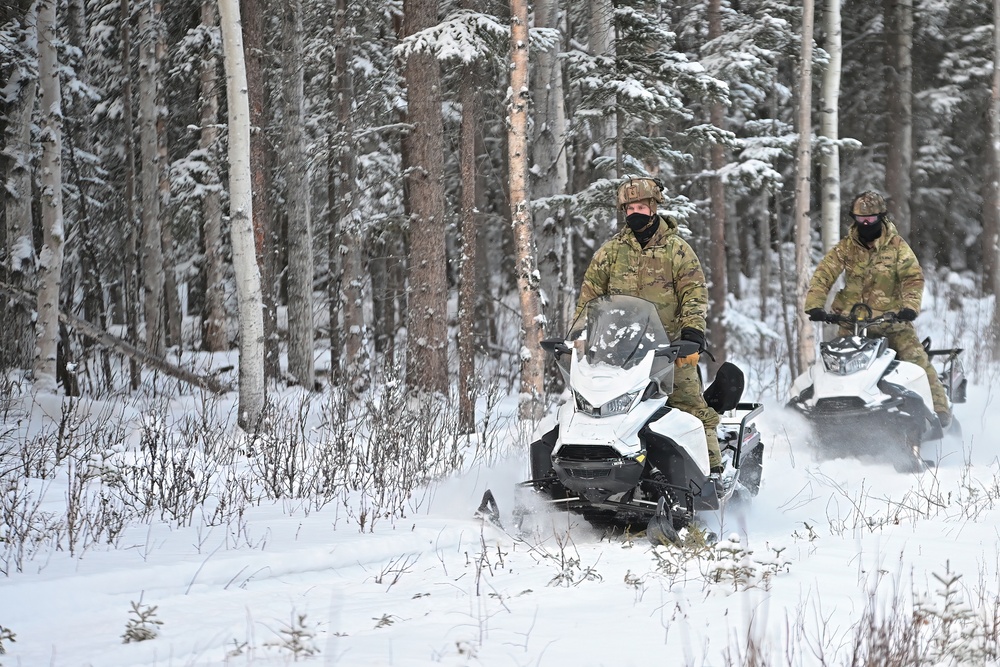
xmin=531 ymin=0 xmax=569 ymax=339
xmin=139 ymin=1 xmax=164 ymax=355
xmin=155 ymin=4 xmax=181 ymax=350
xmin=333 ymin=0 xmax=366 ymax=392
xmin=34 ymin=0 xmax=66 ymax=392
xmin=794 ymin=0 xmax=816 ymax=375
xmin=1 ymin=2 xmax=37 ymax=371
xmin=458 ymin=67 xmax=480 ymax=432
xmin=220 ymin=0 xmax=266 ymax=427
xmin=121 ymin=0 xmax=141 ymax=389
xmin=992 ymin=0 xmax=1000 ymax=359
xmin=240 ymin=0 xmax=279 ymax=381
xmin=281 ymin=0 xmax=315 ymax=389
xmin=884 ymin=0 xmax=913 ymax=240
xmin=510 ymin=0 xmax=545 ymax=418
xmin=200 ymin=0 xmax=227 ymax=352
xmin=707 ymin=0 xmax=728 ymax=375
xmin=820 ymin=0 xmax=842 ymax=253
xmin=402 ymin=0 xmax=449 ymax=396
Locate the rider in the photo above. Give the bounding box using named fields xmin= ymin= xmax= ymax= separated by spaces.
xmin=575 ymin=176 xmax=723 ymax=478
xmin=804 ymin=190 xmax=951 ymax=427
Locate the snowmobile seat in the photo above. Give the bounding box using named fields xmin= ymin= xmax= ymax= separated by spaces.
xmin=703 ymin=362 xmax=745 ymax=414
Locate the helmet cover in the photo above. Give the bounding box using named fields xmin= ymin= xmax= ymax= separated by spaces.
xmin=617 ymin=177 xmax=664 ymax=210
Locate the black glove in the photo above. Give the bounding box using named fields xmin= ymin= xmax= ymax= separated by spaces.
xmin=680 ymin=327 xmax=706 ymax=352
xmin=897 ymin=308 xmax=917 ymax=322
xmin=807 ymin=308 xmax=827 ymax=322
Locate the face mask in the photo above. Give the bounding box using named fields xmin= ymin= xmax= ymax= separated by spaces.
xmin=626 ymin=212 xmax=658 ymax=246
xmin=856 ymin=220 xmax=883 ymax=244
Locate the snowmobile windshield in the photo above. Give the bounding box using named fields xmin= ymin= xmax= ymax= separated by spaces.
xmin=566 ymin=295 xmax=670 ymax=371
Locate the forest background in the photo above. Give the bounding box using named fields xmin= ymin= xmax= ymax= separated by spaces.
xmin=4 ymin=0 xmax=1000 ymax=414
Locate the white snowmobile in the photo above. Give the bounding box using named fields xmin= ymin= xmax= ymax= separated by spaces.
xmin=478 ymin=295 xmax=764 ymax=544
xmin=787 ymin=303 xmax=966 ymax=472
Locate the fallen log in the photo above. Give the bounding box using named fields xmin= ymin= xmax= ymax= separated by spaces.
xmin=0 ymin=280 xmax=231 ymax=394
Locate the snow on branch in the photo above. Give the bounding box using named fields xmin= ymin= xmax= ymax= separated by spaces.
xmin=394 ymin=10 xmax=559 ymax=65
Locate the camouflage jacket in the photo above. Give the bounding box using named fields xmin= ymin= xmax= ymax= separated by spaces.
xmin=804 ymin=219 xmax=924 ymax=317
xmin=574 ymin=214 xmax=708 ymax=339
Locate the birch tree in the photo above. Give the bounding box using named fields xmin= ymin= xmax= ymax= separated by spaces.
xmin=139 ymin=1 xmax=164 ymax=355
xmin=34 ymin=0 xmax=65 ymax=392
xmin=794 ymin=0 xmax=816 ymax=376
xmin=281 ymin=0 xmax=315 ymax=389
xmin=820 ymin=0 xmax=843 ymax=252
xmin=531 ymin=0 xmax=570 ymax=334
xmin=510 ymin=0 xmax=545 ymax=417
xmin=884 ymin=0 xmax=913 ymax=239
xmin=219 ymin=0 xmax=265 ymax=427
xmin=402 ymin=0 xmax=449 ymax=396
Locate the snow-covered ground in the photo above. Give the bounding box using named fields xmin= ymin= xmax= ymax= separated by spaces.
xmin=3 ymin=376 xmax=1000 ymax=666
xmin=4 ymin=286 xmax=1000 ymax=666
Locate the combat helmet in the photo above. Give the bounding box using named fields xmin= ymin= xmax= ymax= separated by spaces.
xmin=617 ymin=177 xmax=664 ymax=211
xmin=850 ymin=191 xmax=888 ymax=218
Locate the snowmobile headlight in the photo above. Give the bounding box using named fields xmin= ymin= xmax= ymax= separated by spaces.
xmin=574 ymin=390 xmax=639 ymax=417
xmin=822 ymin=347 xmax=877 ymax=375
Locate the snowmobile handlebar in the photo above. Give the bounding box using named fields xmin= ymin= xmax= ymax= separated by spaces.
xmin=820 ymin=303 xmax=903 ymax=328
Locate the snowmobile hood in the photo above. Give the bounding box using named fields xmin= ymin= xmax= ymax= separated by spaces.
xmin=570 ymin=348 xmax=655 ymax=409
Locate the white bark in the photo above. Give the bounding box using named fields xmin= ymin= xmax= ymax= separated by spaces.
xmin=510 ymin=0 xmax=545 ymax=418
xmin=794 ymin=0 xmax=816 ymax=376
xmin=531 ymin=0 xmax=570 ymax=331
xmin=139 ymin=1 xmax=164 ymax=355
xmin=820 ymin=0 xmax=842 ymax=253
xmin=200 ymin=0 xmax=227 ymax=352
xmin=219 ymin=0 xmax=265 ymax=427
xmin=34 ymin=0 xmax=66 ymax=392
xmin=282 ymin=0 xmax=315 ymax=389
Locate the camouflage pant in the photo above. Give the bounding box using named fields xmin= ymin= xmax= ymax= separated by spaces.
xmin=668 ymin=362 xmax=722 ymax=469
xmin=846 ymin=323 xmax=950 ymax=415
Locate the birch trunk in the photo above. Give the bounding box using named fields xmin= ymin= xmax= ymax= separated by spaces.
xmin=820 ymin=0 xmax=842 ymax=253
xmin=510 ymin=0 xmax=545 ymax=418
xmin=281 ymin=0 xmax=315 ymax=389
xmin=402 ymin=0 xmax=448 ymax=396
xmin=531 ymin=0 xmax=570 ymax=335
xmin=707 ymin=0 xmax=728 ymax=374
xmin=3 ymin=2 xmax=37 ymax=371
xmin=884 ymin=0 xmax=913 ymax=240
xmin=200 ymin=0 xmax=227 ymax=352
xmin=219 ymin=0 xmax=266 ymax=427
xmin=794 ymin=0 xmax=816 ymax=376
xmin=34 ymin=0 xmax=65 ymax=392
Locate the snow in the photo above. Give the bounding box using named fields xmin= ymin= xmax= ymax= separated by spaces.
xmin=5 ymin=293 xmax=1000 ymax=666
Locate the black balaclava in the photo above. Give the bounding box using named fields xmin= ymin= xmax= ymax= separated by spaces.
xmin=626 ymin=211 xmax=659 ymax=247
xmin=855 ymin=217 xmax=884 ymax=245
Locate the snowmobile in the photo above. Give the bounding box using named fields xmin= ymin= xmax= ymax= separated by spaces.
xmin=477 ymin=294 xmax=765 ymax=544
xmin=787 ymin=303 xmax=966 ymax=472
